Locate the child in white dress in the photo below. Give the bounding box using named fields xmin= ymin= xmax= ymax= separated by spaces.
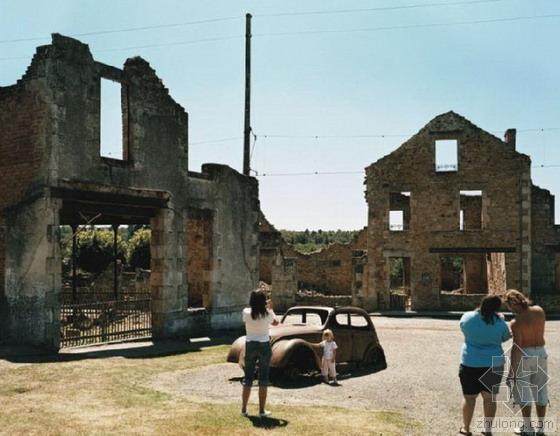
xmin=320 ymin=329 xmax=338 ymax=384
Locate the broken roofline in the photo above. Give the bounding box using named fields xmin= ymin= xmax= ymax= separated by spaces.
xmin=364 ymin=111 xmax=531 ymax=173
xmin=0 ymin=33 xmax=187 ymax=114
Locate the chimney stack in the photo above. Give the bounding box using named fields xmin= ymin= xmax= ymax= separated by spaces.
xmin=504 ymin=128 xmax=516 ymax=149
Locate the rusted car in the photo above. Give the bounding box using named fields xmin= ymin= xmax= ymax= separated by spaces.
xmin=227 ymin=306 xmax=387 ymax=377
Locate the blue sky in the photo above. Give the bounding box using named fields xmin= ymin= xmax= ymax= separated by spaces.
xmin=2 ymin=0 xmax=559 ymax=229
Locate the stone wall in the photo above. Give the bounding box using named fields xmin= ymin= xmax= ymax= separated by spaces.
xmin=0 ymin=34 xmax=259 ymax=349
xmin=487 ymin=252 xmax=507 ymax=294
xmin=0 ymin=226 xmax=5 ymax=339
xmin=185 ymin=209 xmax=213 ymax=308
xmin=259 ymin=225 xmax=367 ymax=297
xmin=365 ymin=112 xmax=531 ymax=311
xmin=258 ymin=212 xmax=282 ymax=284
xmin=531 ymin=185 xmax=560 ymax=294
xmin=440 ymin=293 xmax=486 ymax=311
xmin=0 ymin=58 xmax=51 ymax=341
xmin=186 ymin=164 xmax=260 ymax=330
xmin=533 ymin=294 xmax=560 ymax=314
xmin=295 ymin=293 xmax=352 ymax=308
xmin=284 ymin=228 xmax=367 ymax=295
xmin=271 ymin=255 xmax=297 ymax=312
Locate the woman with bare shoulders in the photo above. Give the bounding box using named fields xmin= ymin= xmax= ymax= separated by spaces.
xmin=504 ymin=289 xmax=548 ymax=436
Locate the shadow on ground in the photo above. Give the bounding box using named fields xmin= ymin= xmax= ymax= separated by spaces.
xmin=229 ymin=364 xmax=386 ymax=389
xmin=0 ymin=333 xmax=240 ymax=364
xmin=246 ymin=416 xmax=289 ymax=429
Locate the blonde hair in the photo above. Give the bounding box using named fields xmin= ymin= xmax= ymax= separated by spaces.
xmin=322 ymin=329 xmax=334 ymax=341
xmin=505 ymin=289 xmax=531 ymax=309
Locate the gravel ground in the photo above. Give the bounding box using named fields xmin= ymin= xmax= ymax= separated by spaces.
xmin=152 ymin=317 xmax=559 ymax=435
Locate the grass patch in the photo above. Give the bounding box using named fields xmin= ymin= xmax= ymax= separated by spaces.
xmin=0 ymin=343 xmax=418 ymax=435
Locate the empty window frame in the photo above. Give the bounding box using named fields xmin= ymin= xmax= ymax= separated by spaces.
xmin=100 ymin=78 xmax=127 ymax=160
xmin=389 ymin=191 xmax=410 ymax=231
xmin=389 ymin=257 xmax=411 ymax=292
xmin=460 ymin=190 xmax=483 ymax=230
xmin=440 ymin=256 xmax=464 ymax=292
xmin=389 ymin=211 xmax=404 ymax=231
xmin=435 ymin=139 xmax=458 ymax=172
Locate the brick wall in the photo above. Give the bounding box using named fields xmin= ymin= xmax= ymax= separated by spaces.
xmin=0 ymin=64 xmax=49 ymax=340
xmin=0 ymin=85 xmax=47 ymax=209
xmin=185 ymin=209 xmax=213 ymax=308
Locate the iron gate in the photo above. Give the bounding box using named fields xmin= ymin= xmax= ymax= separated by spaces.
xmin=389 ymin=289 xmax=411 ymax=311
xmin=60 ymin=296 xmax=151 ymax=348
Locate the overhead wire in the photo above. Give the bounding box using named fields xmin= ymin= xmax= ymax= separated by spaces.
xmin=0 ymin=0 xmax=510 ymax=45
xmin=254 ymin=13 xmax=560 ymax=38
xmin=255 ymin=0 xmax=509 ymax=17
xmin=254 ymin=127 xmax=560 ymax=142
xmin=255 ymin=164 xmax=560 ymax=177
xmin=1 ymin=5 xmax=559 ymax=176
xmin=190 ymin=136 xmax=241 ymax=145
xmin=0 ymin=11 xmax=559 ymax=61
xmin=0 ymin=16 xmax=243 ymax=44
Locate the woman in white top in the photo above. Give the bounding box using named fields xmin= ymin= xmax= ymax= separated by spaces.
xmin=240 ymin=289 xmax=278 ymax=418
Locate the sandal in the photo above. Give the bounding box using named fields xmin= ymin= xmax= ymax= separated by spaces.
xmin=459 ymin=429 xmax=472 ymax=436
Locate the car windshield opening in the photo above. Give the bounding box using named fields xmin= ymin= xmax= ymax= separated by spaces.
xmin=281 ymin=310 xmax=327 ymax=326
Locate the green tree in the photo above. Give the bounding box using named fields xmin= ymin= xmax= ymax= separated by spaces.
xmin=74 ymin=228 xmax=126 ymax=273
xmin=127 ymin=228 xmax=151 ymax=270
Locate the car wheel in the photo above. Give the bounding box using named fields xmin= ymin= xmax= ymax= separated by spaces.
xmin=283 ymin=362 xmax=302 ymax=380
xmin=362 ymin=346 xmax=387 ymax=371
xmin=282 ymin=346 xmax=316 ymax=380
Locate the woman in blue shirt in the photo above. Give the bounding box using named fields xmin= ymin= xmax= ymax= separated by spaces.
xmin=459 ymin=295 xmax=511 ymax=436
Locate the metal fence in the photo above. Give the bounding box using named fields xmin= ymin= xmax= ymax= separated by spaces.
xmin=61 ymin=291 xmax=150 ymax=304
xmin=60 ymin=297 xmax=151 ymax=348
xmin=389 ymin=292 xmax=410 ymax=311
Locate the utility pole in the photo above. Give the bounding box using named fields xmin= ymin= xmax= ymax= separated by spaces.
xmin=243 ymin=13 xmax=252 ymax=176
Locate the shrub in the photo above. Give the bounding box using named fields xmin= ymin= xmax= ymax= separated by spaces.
xmin=74 ymin=228 xmax=126 ymax=274
xmin=127 ymin=228 xmax=151 ymax=270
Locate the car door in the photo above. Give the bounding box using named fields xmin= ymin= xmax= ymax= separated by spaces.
xmin=327 ymin=310 xmax=353 ymax=363
xmin=350 ymin=312 xmax=374 ymax=361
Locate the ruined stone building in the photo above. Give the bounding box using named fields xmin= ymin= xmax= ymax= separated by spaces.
xmin=259 ymin=213 xmax=367 ymax=309
xmin=361 ymin=111 xmax=560 ymax=311
xmin=0 ymin=34 xmax=260 ymax=350
xmin=262 ymin=112 xmax=560 ymax=313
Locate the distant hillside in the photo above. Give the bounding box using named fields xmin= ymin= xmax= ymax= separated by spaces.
xmin=279 ymin=229 xmax=359 ymax=254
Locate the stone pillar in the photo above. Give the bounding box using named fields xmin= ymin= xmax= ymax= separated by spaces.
xmin=351 ymin=252 xmax=368 ymax=307
xmin=271 ymin=254 xmax=297 ymax=312
xmin=463 ymin=254 xmax=488 ymax=294
xmin=504 ymin=128 xmax=516 ymax=149
xmin=150 ymin=205 xmax=186 ymax=339
xmin=487 ymin=252 xmax=507 ymax=295
xmin=3 ymin=196 xmax=61 ymax=350
xmin=520 ymin=171 xmax=532 ymax=295
xmin=410 ymin=254 xmax=440 ymax=310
